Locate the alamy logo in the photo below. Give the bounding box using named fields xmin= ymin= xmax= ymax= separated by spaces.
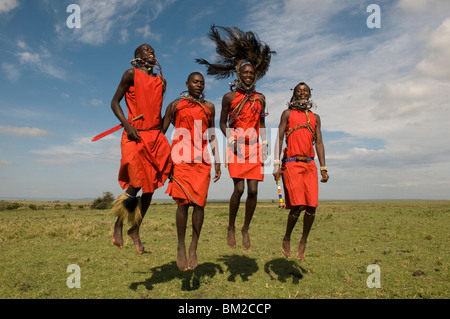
xmin=66 ymin=4 xmax=81 ymax=29
xmin=366 ymin=4 xmax=381 ymax=29
xmin=66 ymin=264 xmax=81 ymax=288
xmin=366 ymin=264 xmax=381 ymax=288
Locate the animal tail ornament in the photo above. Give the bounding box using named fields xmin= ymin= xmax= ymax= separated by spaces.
xmin=111 ymin=193 xmax=142 ymax=227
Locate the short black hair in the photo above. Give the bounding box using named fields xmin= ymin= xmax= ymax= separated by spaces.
xmin=290 ymin=82 xmax=312 ymax=102
xmin=187 ymin=72 xmax=204 ymax=82
xmin=295 ymin=82 xmax=311 ymax=94
xmin=134 ymin=44 xmax=150 ymax=58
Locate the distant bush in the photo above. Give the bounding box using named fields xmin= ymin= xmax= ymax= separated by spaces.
xmin=6 ymin=202 xmax=21 ymax=210
xmin=91 ymin=192 xmax=115 ymax=210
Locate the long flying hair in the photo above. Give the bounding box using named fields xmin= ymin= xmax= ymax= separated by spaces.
xmin=196 ymin=25 xmax=275 ymax=90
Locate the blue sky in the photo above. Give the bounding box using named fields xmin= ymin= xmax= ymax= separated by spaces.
xmin=1 ymin=0 xmax=450 ymax=201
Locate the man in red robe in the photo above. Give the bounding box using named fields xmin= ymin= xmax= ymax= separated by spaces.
xmin=196 ymin=25 xmax=275 ymax=250
xmin=220 ymin=64 xmax=268 ymax=250
xmin=273 ymin=82 xmax=329 ymax=260
xmin=110 ymin=44 xmax=172 ymax=254
xmin=163 ymin=72 xmax=221 ymax=271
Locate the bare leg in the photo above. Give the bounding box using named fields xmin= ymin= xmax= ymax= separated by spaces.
xmin=297 ymin=206 xmax=316 ymax=260
xmin=282 ymin=206 xmax=302 ymax=258
xmin=188 ymin=205 xmax=204 ymax=270
xmin=241 ymin=179 xmax=258 ymax=250
xmin=176 ymin=205 xmax=189 ymax=271
xmin=228 ymin=178 xmax=244 ymax=248
xmin=112 ymin=217 xmax=123 ymax=248
xmin=128 ymin=191 xmax=152 ymax=254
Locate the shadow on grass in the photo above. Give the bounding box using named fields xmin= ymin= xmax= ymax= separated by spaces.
xmin=264 ymin=258 xmax=307 ymax=284
xmin=129 ymin=261 xmax=224 ymax=291
xmin=217 ymin=254 xmax=258 ymax=282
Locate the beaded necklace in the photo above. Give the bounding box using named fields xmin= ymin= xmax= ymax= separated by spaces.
xmin=287 ymin=99 xmax=316 ymax=111
xmin=228 ymin=87 xmax=268 ymax=126
xmin=130 ymin=55 xmax=164 ymax=79
xmin=172 ymin=91 xmax=210 ymax=124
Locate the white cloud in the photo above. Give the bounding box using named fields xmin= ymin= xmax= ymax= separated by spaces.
xmin=0 ymin=126 xmax=51 ymax=137
xmin=415 ymin=18 xmax=450 ymax=81
xmin=371 ymin=80 xmax=438 ymax=119
xmin=16 ymin=40 xmax=26 ymax=49
xmin=1 ymin=62 xmax=20 ymax=81
xmin=397 ymin=0 xmax=450 ymax=15
xmin=32 ymin=135 xmax=120 ymax=165
xmin=90 ymin=99 xmax=104 ymax=106
xmin=0 ymin=160 xmax=14 ymax=166
xmin=119 ymin=28 xmax=129 ymax=44
xmin=136 ymin=24 xmax=161 ymax=42
xmin=17 ymin=51 xmax=40 ymax=64
xmin=0 ymin=0 xmax=19 ymax=14
xmin=14 ymin=41 xmax=66 ymax=80
xmin=57 ymin=0 xmax=175 ymax=46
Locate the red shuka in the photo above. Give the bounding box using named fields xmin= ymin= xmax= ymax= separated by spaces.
xmin=282 ymin=110 xmax=318 ymax=208
xmin=118 ymin=69 xmax=172 ymax=193
xmin=226 ymin=90 xmax=264 ymax=181
xmin=166 ymin=98 xmax=212 ymax=207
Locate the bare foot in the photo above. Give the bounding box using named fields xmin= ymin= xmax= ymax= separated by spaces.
xmin=187 ymin=246 xmax=198 ymax=271
xmin=112 ymin=223 xmax=123 ymax=248
xmin=282 ymin=237 xmax=291 ymax=259
xmin=128 ymin=227 xmax=145 ymax=254
xmin=241 ymin=228 xmax=250 ymax=250
xmin=177 ymin=244 xmax=188 ymax=271
xmin=227 ymin=227 xmax=236 ymax=248
xmin=297 ymin=238 xmax=307 ymax=260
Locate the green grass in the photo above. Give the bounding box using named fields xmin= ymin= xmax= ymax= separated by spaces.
xmin=0 ymin=200 xmax=448 ymax=299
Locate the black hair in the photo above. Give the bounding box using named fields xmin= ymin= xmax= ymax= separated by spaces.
xmin=186 ymin=72 xmax=204 ymax=82
xmin=134 ymin=44 xmax=150 ymax=58
xmin=196 ymin=25 xmax=275 ymax=81
xmin=290 ymin=82 xmax=311 ymax=102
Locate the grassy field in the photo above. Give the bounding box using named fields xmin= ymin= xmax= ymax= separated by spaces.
xmin=0 ymin=199 xmax=448 ymax=299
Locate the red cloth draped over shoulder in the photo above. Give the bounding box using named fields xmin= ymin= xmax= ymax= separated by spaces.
xmin=118 ymin=69 xmax=172 ymax=194
xmin=166 ymin=98 xmax=212 ymax=207
xmin=282 ymin=110 xmax=318 ymax=208
xmin=226 ymin=90 xmax=264 ymax=181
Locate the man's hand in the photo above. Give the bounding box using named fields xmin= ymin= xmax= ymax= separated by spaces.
xmin=320 ymin=170 xmax=329 ymax=183
xmin=125 ymin=125 xmax=141 ymax=141
xmin=213 ymin=163 xmax=221 ymax=182
xmin=272 ymin=166 xmax=281 ymax=182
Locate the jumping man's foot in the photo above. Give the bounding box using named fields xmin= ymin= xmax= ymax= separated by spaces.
xmin=187 ymin=246 xmax=199 ymax=271
xmin=282 ymin=237 xmax=291 ymax=259
xmin=177 ymin=244 xmax=188 ymax=271
xmin=227 ymin=227 xmax=236 ymax=248
xmin=112 ymin=223 xmax=123 ymax=248
xmin=128 ymin=227 xmax=145 ymax=254
xmin=241 ymin=227 xmax=250 ymax=250
xmin=297 ymin=238 xmax=307 ymax=260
